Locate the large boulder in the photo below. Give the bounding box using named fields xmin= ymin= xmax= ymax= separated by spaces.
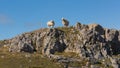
xmin=8 ymin=29 xmax=45 ymax=53
xmin=9 ymin=35 xmax=35 ymax=53
xmin=88 ymin=23 xmax=104 ymax=35
xmin=42 ymin=29 xmax=66 ymax=55
xmin=75 ymin=22 xmax=82 ymax=29
xmin=104 ymin=29 xmax=120 ymax=55
xmin=105 ymin=29 xmax=119 ymax=42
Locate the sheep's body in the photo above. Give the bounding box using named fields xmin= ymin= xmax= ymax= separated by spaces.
xmin=62 ymin=18 xmax=69 ymax=27
xmin=47 ymin=20 xmax=55 ymax=28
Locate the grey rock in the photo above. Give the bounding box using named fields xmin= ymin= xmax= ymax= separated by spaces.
xmin=0 ymin=23 xmax=120 ymax=67
xmin=105 ymin=29 xmax=119 ymax=42
xmin=75 ymin=22 xmax=82 ymax=29
xmin=42 ymin=29 xmax=66 ymax=55
xmin=20 ymin=43 xmax=34 ymax=53
xmin=88 ymin=23 xmax=104 ymax=35
xmin=110 ymin=57 xmax=119 ymax=68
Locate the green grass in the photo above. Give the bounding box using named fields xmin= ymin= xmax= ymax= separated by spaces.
xmin=0 ymin=53 xmax=63 ymax=68
xmin=55 ymin=52 xmax=79 ymax=58
xmin=57 ymin=26 xmax=75 ymax=34
xmin=0 ymin=47 xmax=63 ymax=68
xmin=69 ymin=61 xmax=86 ymax=67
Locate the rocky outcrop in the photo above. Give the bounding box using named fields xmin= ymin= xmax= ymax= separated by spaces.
xmin=1 ymin=23 xmax=120 ymax=68
xmin=110 ymin=57 xmax=120 ymax=68
xmin=2 ymin=23 xmax=120 ymax=56
xmin=42 ymin=29 xmax=66 ymax=55
xmin=8 ymin=28 xmax=66 ymax=55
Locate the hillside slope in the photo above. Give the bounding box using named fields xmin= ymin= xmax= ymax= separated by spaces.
xmin=0 ymin=23 xmax=120 ymax=68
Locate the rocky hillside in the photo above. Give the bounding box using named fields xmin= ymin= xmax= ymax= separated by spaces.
xmin=0 ymin=23 xmax=120 ymax=68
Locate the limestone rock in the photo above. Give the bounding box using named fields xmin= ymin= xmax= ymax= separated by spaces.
xmin=75 ymin=22 xmax=82 ymax=29
xmin=110 ymin=57 xmax=119 ymax=68
xmin=105 ymin=29 xmax=119 ymax=42
xmin=88 ymin=23 xmax=104 ymax=35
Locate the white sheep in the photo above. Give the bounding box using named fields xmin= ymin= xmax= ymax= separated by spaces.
xmin=47 ymin=20 xmax=55 ymax=28
xmin=62 ymin=18 xmax=69 ymax=27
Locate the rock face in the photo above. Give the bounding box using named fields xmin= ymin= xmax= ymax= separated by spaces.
xmin=62 ymin=18 xmax=69 ymax=27
xmin=8 ymin=28 xmax=66 ymax=55
xmin=42 ymin=29 xmax=66 ymax=55
xmin=3 ymin=23 xmax=120 ymax=56
xmin=1 ymin=23 xmax=120 ymax=68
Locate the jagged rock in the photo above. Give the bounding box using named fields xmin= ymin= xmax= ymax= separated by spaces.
xmin=105 ymin=29 xmax=120 ymax=55
xmin=101 ymin=47 xmax=108 ymax=57
xmin=94 ymin=51 xmax=103 ymax=59
xmin=0 ymin=23 xmax=120 ymax=68
xmin=62 ymin=18 xmax=69 ymax=27
xmin=110 ymin=57 xmax=120 ymax=68
xmin=80 ymin=24 xmax=89 ymax=30
xmin=75 ymin=22 xmax=82 ymax=29
xmin=88 ymin=23 xmax=104 ymax=35
xmin=5 ymin=25 xmax=120 ymax=57
xmin=105 ymin=29 xmax=119 ymax=42
xmin=9 ymin=40 xmax=34 ymax=53
xmin=8 ymin=33 xmax=35 ymax=53
xmin=20 ymin=43 xmax=34 ymax=53
xmin=42 ymin=29 xmax=66 ymax=55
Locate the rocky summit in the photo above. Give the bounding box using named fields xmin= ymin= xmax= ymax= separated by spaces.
xmin=0 ymin=23 xmax=120 ymax=68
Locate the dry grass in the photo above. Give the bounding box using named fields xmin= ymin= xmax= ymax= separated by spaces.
xmin=55 ymin=52 xmax=79 ymax=58
xmin=0 ymin=47 xmax=63 ymax=68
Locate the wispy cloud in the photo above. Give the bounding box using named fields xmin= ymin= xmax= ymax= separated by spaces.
xmin=0 ymin=14 xmax=13 ymax=24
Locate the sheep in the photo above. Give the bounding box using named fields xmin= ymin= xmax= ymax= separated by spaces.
xmin=62 ymin=18 xmax=69 ymax=27
xmin=47 ymin=20 xmax=55 ymax=28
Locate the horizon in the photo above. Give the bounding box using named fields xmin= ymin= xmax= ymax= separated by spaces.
xmin=0 ymin=0 xmax=120 ymax=40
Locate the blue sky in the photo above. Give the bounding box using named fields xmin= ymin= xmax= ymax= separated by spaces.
xmin=0 ymin=0 xmax=120 ymax=40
